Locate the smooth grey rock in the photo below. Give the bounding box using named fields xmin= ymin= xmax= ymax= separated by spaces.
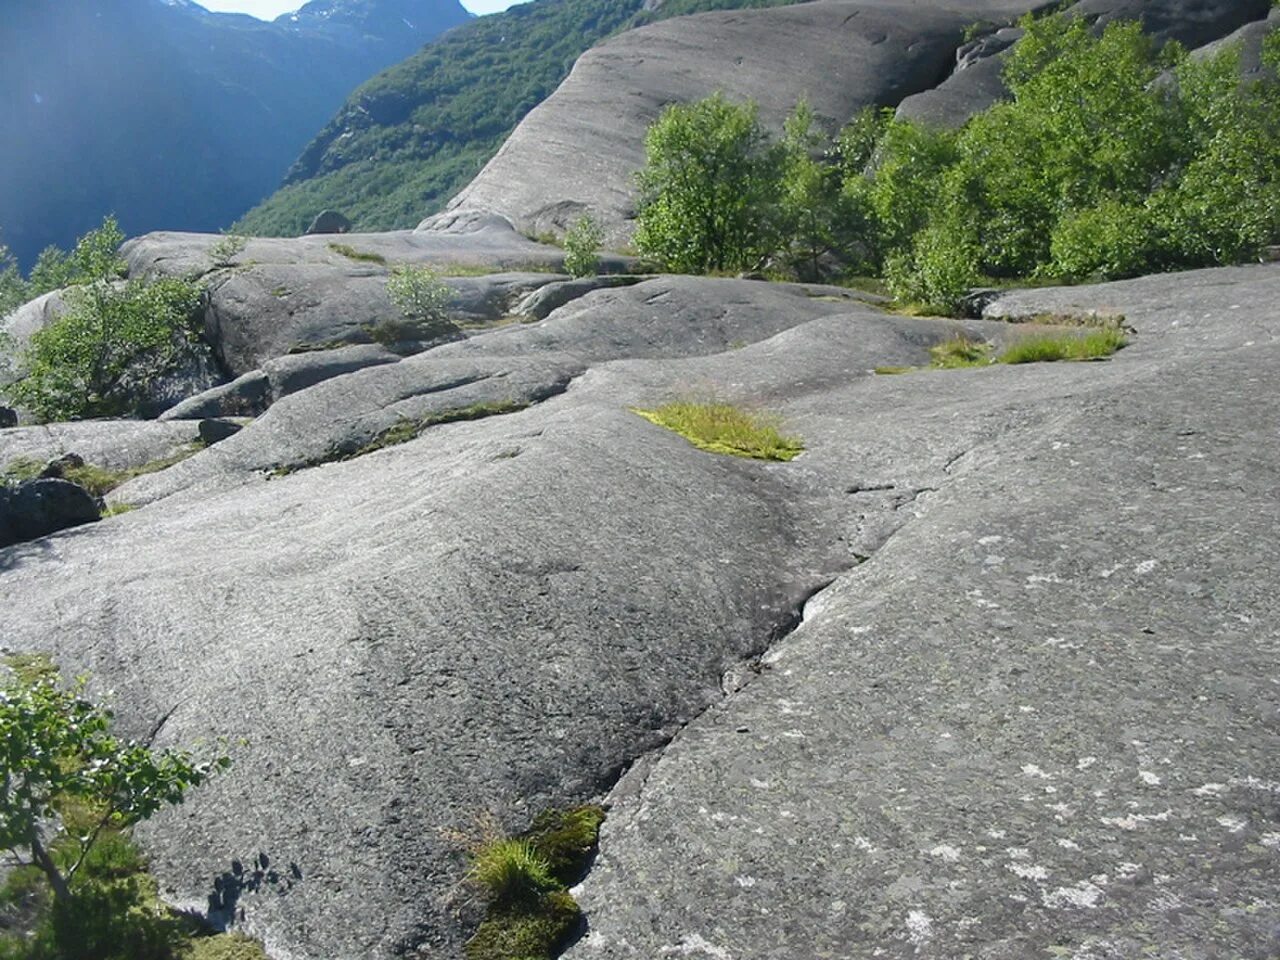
xmin=159 ymin=371 xmax=273 ymax=421
xmin=0 ymin=478 xmax=99 ymax=548
xmin=896 ymin=45 xmax=1013 ymax=127
xmin=442 ymin=0 xmax=1046 ymax=244
xmin=565 ymin=262 xmax=1280 ymax=960
xmin=4 ymin=262 xmax=1279 ymax=960
xmin=197 ymin=419 xmax=243 ymax=446
xmin=261 ymin=345 xmax=402 ymax=401
xmin=514 ymin=275 xmax=648 ymax=321
xmin=1064 ymin=0 xmax=1272 ymax=48
xmin=304 ymin=210 xmax=352 ymax=235
xmin=0 ymin=420 xmax=202 ymax=473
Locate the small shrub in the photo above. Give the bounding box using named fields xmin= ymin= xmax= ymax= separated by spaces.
xmin=562 ymin=214 xmax=604 ymax=277
xmin=633 ymin=402 xmax=803 ymax=461
xmin=208 ymin=234 xmax=248 ymax=267
xmin=386 ymin=264 xmax=452 ymax=326
xmin=998 ymin=328 xmax=1127 ymax=364
xmin=929 ymin=336 xmax=992 ymax=368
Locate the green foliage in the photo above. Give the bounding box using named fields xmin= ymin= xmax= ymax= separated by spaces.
xmin=777 ymin=100 xmax=852 ymax=280
xmin=885 ymin=222 xmax=981 ymax=313
xmin=633 ymin=401 xmax=803 ymax=460
xmin=235 ymin=0 xmax=806 ymax=238
xmin=0 ymin=244 xmax=25 ymax=319
xmin=0 ymin=664 xmax=229 ymax=905
xmin=5 ymin=276 xmax=203 ymax=421
xmin=997 ymin=327 xmax=1127 ymax=363
xmin=634 ymin=94 xmax=784 ymax=273
xmin=562 ymin=214 xmax=604 ymax=278
xmin=208 ymin=234 xmax=248 ymax=268
xmin=463 ymin=805 xmax=604 ymax=960
xmin=386 ymin=264 xmax=452 ymax=326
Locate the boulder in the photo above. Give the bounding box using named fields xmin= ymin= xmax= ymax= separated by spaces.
xmin=0 ymin=478 xmax=99 ymax=548
xmin=37 ymin=453 xmax=86 ymax=479
xmin=158 ymin=371 xmax=273 ymax=421
xmin=304 ymin=210 xmax=352 ymax=235
xmin=0 ymin=407 xmax=16 ymax=429
xmin=0 ymin=420 xmax=202 ymax=474
xmin=514 ymin=275 xmax=648 ymax=321
xmin=197 ymin=419 xmax=243 ymax=446
xmin=440 ymin=0 xmax=1046 ymax=244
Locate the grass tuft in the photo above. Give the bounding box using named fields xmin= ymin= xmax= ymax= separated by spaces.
xmin=997 ymin=327 xmax=1128 ymax=364
xmin=328 ymin=243 xmax=387 ymax=265
xmin=468 ymin=839 xmax=556 ymax=904
xmin=632 ymin=402 xmax=803 ymax=461
xmin=873 ymin=365 xmax=915 ymax=375
xmin=929 ymin=336 xmax=992 ymax=368
xmin=462 ymin=806 xmax=604 ymax=960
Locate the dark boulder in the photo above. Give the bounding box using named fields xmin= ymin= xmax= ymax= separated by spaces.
xmin=197 ymin=419 xmax=244 ymax=446
xmin=0 ymin=407 xmax=16 ymax=429
xmin=37 ymin=453 xmax=85 ymax=479
xmin=0 ymin=478 xmax=100 ymax=548
xmin=305 ymin=210 xmax=353 ymax=235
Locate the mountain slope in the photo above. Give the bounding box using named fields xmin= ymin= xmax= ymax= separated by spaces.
xmin=233 ymin=0 xmax=802 ymax=237
xmin=0 ymin=0 xmax=469 ymax=268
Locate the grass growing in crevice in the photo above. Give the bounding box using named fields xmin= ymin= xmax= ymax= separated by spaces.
xmin=632 ymin=402 xmax=803 ymax=461
xmin=464 ymin=806 xmax=605 ymax=960
xmin=353 ymin=401 xmax=527 ymax=458
xmin=327 ymin=243 xmax=387 ymax=265
xmin=997 ymin=327 xmax=1128 ymax=364
xmin=1 ymin=445 xmax=204 ymax=496
xmin=873 ymin=365 xmax=915 ymax=375
xmin=273 ymin=401 xmax=529 ymax=477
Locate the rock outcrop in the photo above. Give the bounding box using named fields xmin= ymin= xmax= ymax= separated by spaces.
xmin=0 ymin=477 xmax=99 ymax=548
xmin=4 ymin=259 xmax=1278 ymax=957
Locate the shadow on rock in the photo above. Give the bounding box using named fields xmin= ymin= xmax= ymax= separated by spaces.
xmin=206 ymin=852 xmax=303 ymax=927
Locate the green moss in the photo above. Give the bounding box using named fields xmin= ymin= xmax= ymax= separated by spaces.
xmin=632 ymin=402 xmax=803 ymax=461
xmin=102 ymin=503 xmax=138 ymax=518
xmin=354 ymin=402 xmax=528 ymax=458
xmin=327 ymin=243 xmax=387 ymax=265
xmin=873 ymin=365 xmax=915 ymax=375
xmin=180 ymin=933 xmax=271 ymax=960
xmin=465 ymin=890 xmax=580 ymax=960
xmin=929 ymin=336 xmax=992 ymax=369
xmin=463 ymin=806 xmax=604 ymax=960
xmin=997 ymin=327 xmax=1128 ymax=364
xmin=525 ymin=805 xmax=606 ymax=886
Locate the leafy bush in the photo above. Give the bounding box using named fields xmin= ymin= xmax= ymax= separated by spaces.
xmin=0 ymin=664 xmax=229 ymax=906
xmin=632 ymin=401 xmax=803 ymax=460
xmin=5 ymin=276 xmax=203 ymax=421
xmin=634 ymin=94 xmax=784 ymax=274
xmin=386 ymin=264 xmax=452 ymax=328
xmin=562 ymin=214 xmax=604 ymax=277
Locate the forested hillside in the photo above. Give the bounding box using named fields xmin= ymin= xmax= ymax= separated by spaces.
xmin=234 ymin=0 xmax=801 ymax=236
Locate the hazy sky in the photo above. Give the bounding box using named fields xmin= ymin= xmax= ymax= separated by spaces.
xmin=199 ymin=0 xmax=518 ymax=17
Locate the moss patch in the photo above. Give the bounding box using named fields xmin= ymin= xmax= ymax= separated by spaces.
xmin=2 ymin=446 xmax=203 ymax=496
xmin=873 ymin=365 xmax=915 ymax=375
xmin=633 ymin=402 xmax=803 ymax=461
xmin=464 ymin=806 xmax=604 ymax=960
